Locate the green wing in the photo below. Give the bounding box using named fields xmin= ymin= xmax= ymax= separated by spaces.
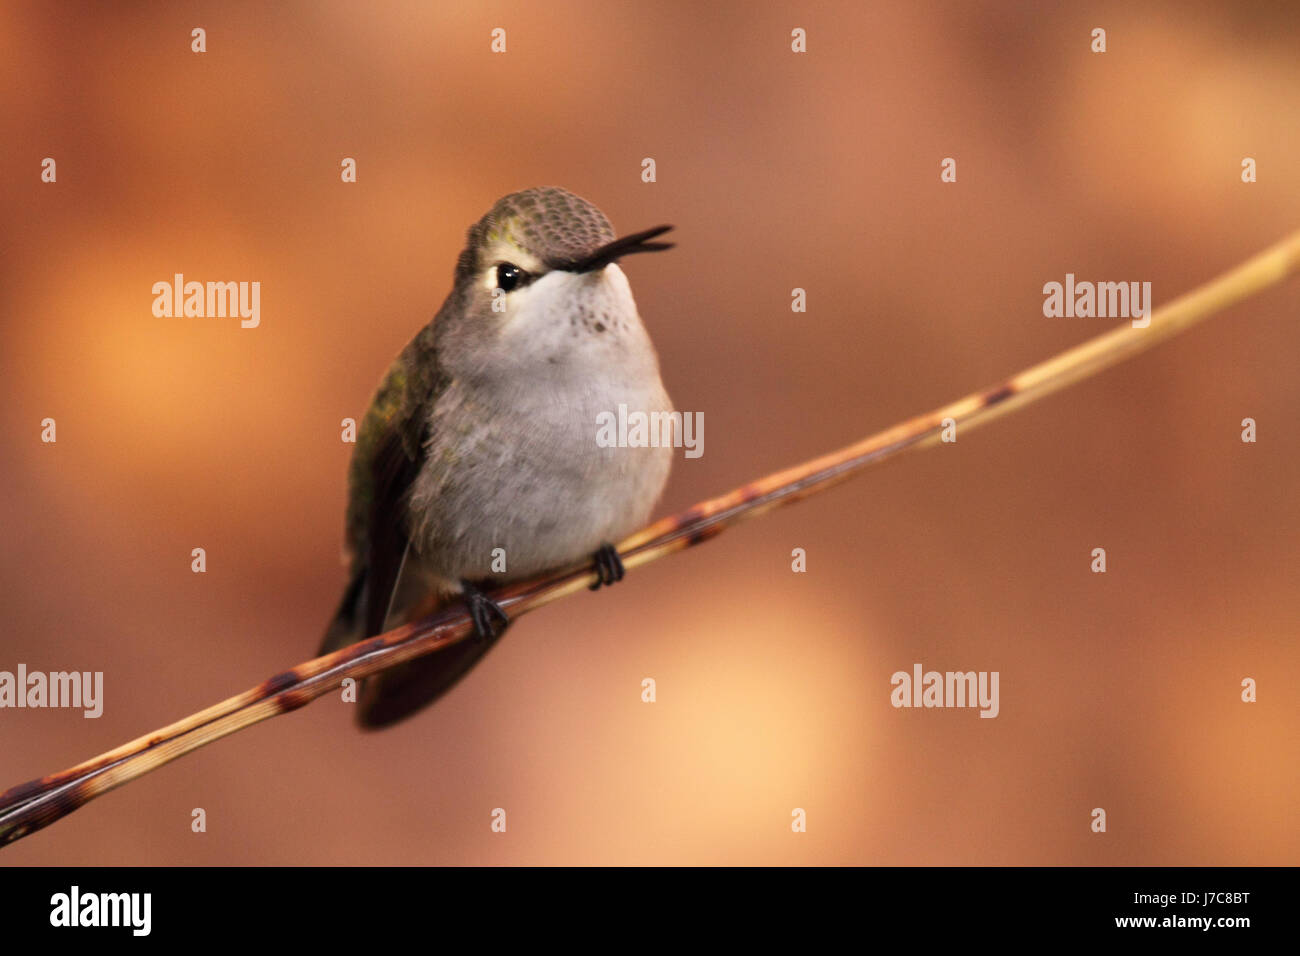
xmin=320 ymin=318 xmax=511 ymax=728
xmin=322 ymin=322 xmax=442 ymax=652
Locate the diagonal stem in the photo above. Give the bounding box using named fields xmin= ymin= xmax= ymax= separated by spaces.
xmin=3 ymin=230 xmax=1298 ymax=848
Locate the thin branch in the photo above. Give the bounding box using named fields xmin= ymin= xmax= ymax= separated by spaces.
xmin=3 ymin=230 xmax=1299 ymax=848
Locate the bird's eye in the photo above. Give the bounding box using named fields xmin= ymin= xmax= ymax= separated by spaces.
xmin=495 ymin=263 xmax=529 ymax=293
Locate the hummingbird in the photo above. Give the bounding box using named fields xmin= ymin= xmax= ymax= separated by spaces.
xmin=319 ymin=186 xmax=676 ymax=727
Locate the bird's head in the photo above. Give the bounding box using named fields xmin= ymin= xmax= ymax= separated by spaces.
xmin=439 ymin=186 xmax=673 ymax=378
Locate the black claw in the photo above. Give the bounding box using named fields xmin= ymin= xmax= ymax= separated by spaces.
xmin=460 ymin=579 xmax=509 ymax=643
xmin=589 ymin=544 xmax=625 ymax=591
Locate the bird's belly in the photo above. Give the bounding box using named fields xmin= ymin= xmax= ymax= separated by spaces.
xmin=409 ymin=380 xmax=673 ymax=583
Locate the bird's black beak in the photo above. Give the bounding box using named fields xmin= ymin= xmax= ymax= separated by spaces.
xmin=563 ymin=225 xmax=675 ymax=274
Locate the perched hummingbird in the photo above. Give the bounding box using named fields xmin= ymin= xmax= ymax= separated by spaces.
xmin=319 ymin=187 xmax=676 ymax=727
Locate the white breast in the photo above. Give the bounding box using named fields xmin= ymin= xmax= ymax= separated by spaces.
xmin=409 ymin=265 xmax=674 ymax=584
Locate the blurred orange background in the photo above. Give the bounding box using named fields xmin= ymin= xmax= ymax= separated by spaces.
xmin=1 ymin=0 xmax=1297 ymax=865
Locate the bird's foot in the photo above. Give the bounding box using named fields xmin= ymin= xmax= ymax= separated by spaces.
xmin=589 ymin=543 xmax=625 ymax=591
xmin=460 ymin=579 xmax=509 ymax=643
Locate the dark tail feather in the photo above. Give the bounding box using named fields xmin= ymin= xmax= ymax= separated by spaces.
xmin=355 ymin=630 xmax=504 ymax=728
xmin=319 ymin=571 xmax=508 ymax=729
